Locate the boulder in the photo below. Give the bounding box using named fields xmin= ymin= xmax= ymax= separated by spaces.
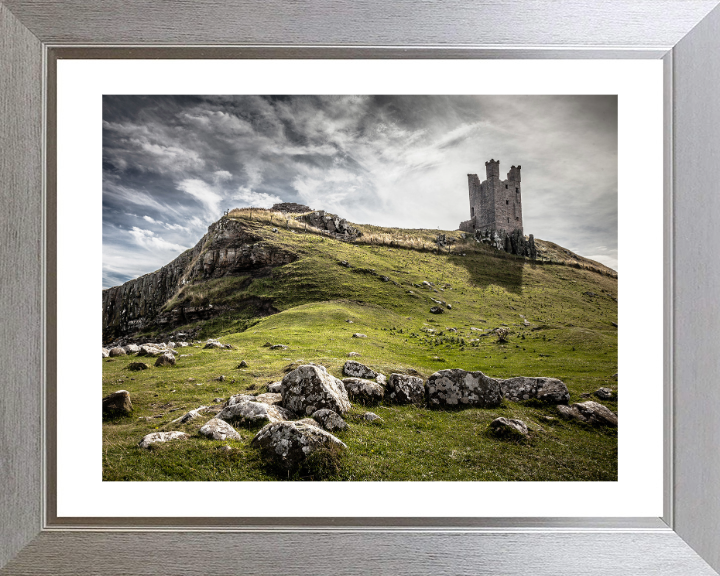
xmin=281 ymin=364 xmax=351 ymax=416
xmin=595 ymin=387 xmax=614 ymax=400
xmin=154 ymin=351 xmax=176 ymax=367
xmin=225 ymin=394 xmax=256 ymax=407
xmin=138 ymin=431 xmax=189 ymax=449
xmin=311 ymin=408 xmax=349 ymax=432
xmin=489 ymin=417 xmax=529 ymax=438
xmin=362 ymin=411 xmax=383 ymax=423
xmin=199 ymin=418 xmax=243 ymax=441
xmin=557 ymin=401 xmax=618 ymax=427
xmin=498 ymin=377 xmax=570 ymax=404
xmin=255 ymin=392 xmax=282 ymax=405
xmin=101 ymin=348 xmax=109 ymax=358
xmin=426 ymin=369 xmax=502 ymax=408
xmin=102 ymin=390 xmax=132 ymax=418
xmin=127 ymin=362 xmax=149 ymax=371
xmin=386 ymin=373 xmax=425 ymax=406
xmin=342 ymin=378 xmax=384 ymax=404
xmin=343 ymin=360 xmax=377 ymax=379
xmin=204 ymin=341 xmax=225 ymax=349
xmin=267 ymin=381 xmax=282 ymax=393
xmin=429 ymin=306 xmax=444 ymax=314
xmin=237 ymin=360 xmax=248 ymax=368
xmin=251 ymin=421 xmax=347 ymax=470
xmin=295 ymin=418 xmax=321 ymax=428
xmin=352 ymin=333 xmax=367 ymax=338
xmin=123 ymin=344 xmax=141 ymax=354
xmin=217 ymin=400 xmax=294 ymax=426
xmin=375 ymin=373 xmax=387 ymax=386
xmin=108 ymin=347 xmax=126 ymax=357
xmin=270 ymin=344 xmax=289 ymax=350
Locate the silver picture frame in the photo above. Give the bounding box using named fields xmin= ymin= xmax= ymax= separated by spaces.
xmin=2 ymin=1 xmax=720 ymax=573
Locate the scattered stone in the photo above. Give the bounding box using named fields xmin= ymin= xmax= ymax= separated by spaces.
xmin=214 ymin=375 xmax=226 ymax=382
xmin=218 ymin=445 xmax=233 ymax=453
xmin=342 ymin=378 xmax=385 ymax=404
xmin=127 ymin=362 xmax=149 ymax=371
xmin=347 ymin=352 xmax=360 ymax=357
xmin=339 ymin=260 xmax=350 ymax=267
xmin=138 ymin=431 xmax=189 ymax=449
xmin=612 ymin=373 xmax=618 ymax=380
xmin=352 ymin=333 xmax=367 ymax=338
xmin=137 ymin=345 xmax=163 ymax=356
xmin=311 ymin=408 xmax=349 ymax=432
xmin=446 ymin=303 xmax=453 ymax=310
xmin=422 ymin=281 xmax=433 ymax=287
xmin=217 ymin=400 xmax=294 ymax=426
xmin=346 ymin=320 xmax=354 ymax=324
xmin=426 ymin=369 xmax=502 ymax=408
xmin=170 ymin=406 xmax=208 ymax=425
xmin=199 ymin=418 xmax=243 ymax=441
xmin=387 ymin=374 xmax=425 ymax=406
xmin=281 ymin=364 xmax=351 ymax=416
xmin=251 ymin=421 xmax=347 ymax=470
xmin=212 ymin=397 xmax=224 ymax=403
xmin=498 ymin=377 xmax=570 ymax=404
xmin=267 ymin=381 xmax=282 ymax=393
xmin=123 ymin=344 xmax=141 ymax=354
xmin=343 ymin=360 xmax=377 ymax=379
xmin=154 ymin=351 xmax=176 ymax=367
xmin=595 ymin=387 xmax=614 ymax=400
xmin=557 ymin=401 xmax=618 ymax=427
xmin=108 ymin=347 xmax=126 ymax=357
xmin=489 ymin=417 xmax=529 ymax=438
xmin=255 ymin=392 xmax=282 ymax=405
xmin=225 ymin=394 xmax=256 ymax=407
xmin=102 ymin=390 xmax=132 ymax=418
xmin=611 ymin=322 xmax=618 ymax=328
xmin=204 ymin=341 xmax=225 ymax=349
xmin=270 ymin=344 xmax=289 ymax=350
xmin=430 ymin=306 xmax=444 ymax=314
xmin=375 ymin=373 xmax=387 ymax=386
xmin=237 ymin=360 xmax=248 ymax=368
xmin=361 ymin=412 xmax=383 ymax=423
xmin=101 ymin=348 xmax=109 ymax=358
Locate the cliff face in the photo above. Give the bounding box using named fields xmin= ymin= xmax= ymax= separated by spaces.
xmin=102 ymin=218 xmax=296 ymax=342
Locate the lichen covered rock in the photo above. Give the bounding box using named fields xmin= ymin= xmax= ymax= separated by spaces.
xmin=217 ymin=400 xmax=294 ymax=426
xmin=102 ymin=390 xmax=132 ymax=418
xmin=387 ymin=373 xmax=425 ymax=406
xmin=557 ymin=401 xmax=618 ymax=427
xmin=342 ymin=377 xmax=384 ymax=404
xmin=251 ymin=421 xmax=347 ymax=470
xmin=138 ymin=431 xmax=189 ymax=449
xmin=311 ymin=408 xmax=349 ymax=432
xmin=154 ymin=351 xmax=176 ymax=367
xmin=426 ymin=369 xmax=502 ymax=408
xmin=343 ymin=360 xmax=377 ymax=379
xmin=498 ymin=377 xmax=570 ymax=404
xmin=199 ymin=418 xmax=243 ymax=441
xmin=489 ymin=417 xmax=529 ymax=438
xmin=281 ymin=364 xmax=351 ymax=416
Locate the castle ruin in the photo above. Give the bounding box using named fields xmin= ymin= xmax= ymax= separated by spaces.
xmin=459 ymin=159 xmax=523 ymax=234
xmin=459 ymin=159 xmax=535 ymax=259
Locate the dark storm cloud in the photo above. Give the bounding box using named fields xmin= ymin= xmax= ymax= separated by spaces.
xmin=103 ymin=95 xmax=617 ymax=288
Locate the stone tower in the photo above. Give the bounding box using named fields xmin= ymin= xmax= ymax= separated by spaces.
xmin=460 ymin=159 xmax=523 ymax=234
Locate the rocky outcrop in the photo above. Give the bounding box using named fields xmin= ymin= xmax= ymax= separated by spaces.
xmin=102 ymin=218 xmax=295 ymax=342
xmin=471 ymin=228 xmax=536 ymax=259
xmin=295 ymin=210 xmax=361 ymax=238
xmin=217 ymin=400 xmax=293 ymax=426
xmin=426 ymin=369 xmax=502 ymax=408
xmin=281 ymin=364 xmax=351 ymax=416
xmin=154 ymin=351 xmax=176 ymax=367
xmin=251 ymin=421 xmax=347 ymax=470
xmin=272 ymin=202 xmax=312 ymax=213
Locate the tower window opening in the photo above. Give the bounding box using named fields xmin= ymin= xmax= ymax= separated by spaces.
xmin=507 ymin=218 xmax=510 ymax=223
xmin=506 ymin=200 xmax=509 ymax=205
xmin=505 ymin=184 xmax=508 ymax=189
xmin=471 ymin=207 xmax=475 ymax=217
xmin=516 ymin=187 xmax=519 ymax=193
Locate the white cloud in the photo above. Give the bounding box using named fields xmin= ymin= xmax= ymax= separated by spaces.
xmin=213 ymin=170 xmax=232 ymax=182
xmin=177 ymin=178 xmax=224 ymax=215
xmin=128 ymin=227 xmax=187 ymax=253
xmin=143 ymin=215 xmax=159 ymax=224
xmin=233 ymin=187 xmax=283 ymax=209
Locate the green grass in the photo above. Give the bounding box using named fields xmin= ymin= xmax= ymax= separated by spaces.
xmin=103 ymin=214 xmax=618 ymax=482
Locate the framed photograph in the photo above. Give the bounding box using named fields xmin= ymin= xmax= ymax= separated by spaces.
xmin=2 ymin=1 xmax=720 ymax=574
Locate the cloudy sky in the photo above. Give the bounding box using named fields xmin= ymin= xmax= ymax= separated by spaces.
xmin=103 ymin=95 xmax=617 ymax=288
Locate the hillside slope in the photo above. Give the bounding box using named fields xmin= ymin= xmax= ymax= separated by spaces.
xmin=102 ymin=208 xmax=618 ymax=482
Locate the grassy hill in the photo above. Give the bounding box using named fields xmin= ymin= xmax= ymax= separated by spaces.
xmin=102 ymin=210 xmax=618 ymax=481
